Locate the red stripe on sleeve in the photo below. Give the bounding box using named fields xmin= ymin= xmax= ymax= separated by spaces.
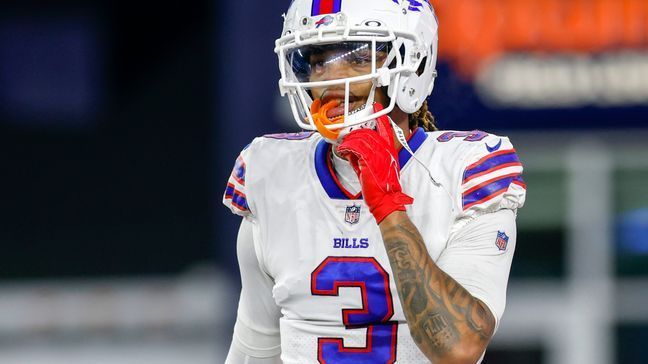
xmin=465 ymin=148 xmax=516 ymax=171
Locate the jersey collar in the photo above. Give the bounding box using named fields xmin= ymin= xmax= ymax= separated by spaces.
xmin=314 ymin=128 xmax=428 ymax=200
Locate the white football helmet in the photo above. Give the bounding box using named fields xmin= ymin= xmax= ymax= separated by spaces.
xmin=275 ymin=0 xmax=438 ymax=140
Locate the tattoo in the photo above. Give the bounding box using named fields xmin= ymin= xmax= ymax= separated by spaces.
xmin=381 ymin=218 xmax=496 ymax=359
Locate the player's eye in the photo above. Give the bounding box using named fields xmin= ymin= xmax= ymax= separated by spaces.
xmin=310 ymin=56 xmax=326 ymax=74
xmin=350 ymin=54 xmax=372 ymax=68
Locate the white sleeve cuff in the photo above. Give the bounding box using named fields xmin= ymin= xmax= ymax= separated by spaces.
xmin=232 ymin=318 xmax=281 ymax=358
xmin=225 ymin=337 xmax=281 ymax=364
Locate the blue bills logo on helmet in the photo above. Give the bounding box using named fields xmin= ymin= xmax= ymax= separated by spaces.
xmin=495 ymin=231 xmax=509 ymax=251
xmin=345 ymin=205 xmax=361 ymax=225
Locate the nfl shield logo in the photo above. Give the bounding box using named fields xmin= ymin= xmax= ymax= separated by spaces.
xmin=345 ymin=205 xmax=361 ymax=225
xmin=496 ymin=231 xmax=509 ymax=251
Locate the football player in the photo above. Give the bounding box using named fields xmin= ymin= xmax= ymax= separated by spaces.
xmin=224 ymin=0 xmax=526 ymax=363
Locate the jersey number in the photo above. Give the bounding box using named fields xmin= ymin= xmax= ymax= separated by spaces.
xmin=437 ymin=130 xmax=488 ymax=142
xmin=311 ymin=257 xmax=397 ymax=364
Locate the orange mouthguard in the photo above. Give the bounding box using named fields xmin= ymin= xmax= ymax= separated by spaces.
xmin=310 ymin=99 xmax=344 ymax=140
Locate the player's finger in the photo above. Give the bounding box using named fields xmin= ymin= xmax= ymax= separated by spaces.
xmin=343 ymin=128 xmax=385 ymax=145
xmin=337 ymin=134 xmax=377 ymax=157
xmin=338 ymin=128 xmax=377 ymax=146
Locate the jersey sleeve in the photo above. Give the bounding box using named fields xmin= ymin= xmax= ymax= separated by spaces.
xmin=223 ymin=143 xmax=254 ymax=218
xmin=225 ymin=344 xmax=281 ymax=364
xmin=437 ymin=209 xmax=517 ymax=330
xmin=228 ymin=219 xmax=282 ymax=359
xmin=457 ymin=134 xmax=526 ymax=221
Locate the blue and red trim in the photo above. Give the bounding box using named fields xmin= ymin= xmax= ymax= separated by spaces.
xmin=315 ymin=141 xmax=360 ymax=200
xmin=314 ymin=128 xmax=428 ymax=200
xmin=512 ymin=176 xmax=527 ymax=189
xmin=462 ymin=173 xmax=523 ymax=210
xmin=326 ymin=146 xmax=362 ymax=200
xmin=311 ymin=0 xmax=342 ymax=16
xmin=263 ymin=131 xmax=315 ymax=140
xmin=397 ymin=127 xmax=427 ymax=169
xmin=463 ymin=149 xmax=521 ymax=184
xmin=225 ymin=183 xmax=249 ymax=212
xmin=231 ymin=155 xmax=246 ymax=185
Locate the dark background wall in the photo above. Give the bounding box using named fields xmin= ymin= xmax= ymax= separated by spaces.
xmin=1 ymin=0 xmax=212 ymax=279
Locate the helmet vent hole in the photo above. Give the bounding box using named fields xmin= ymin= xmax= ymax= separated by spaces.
xmin=416 ymin=56 xmax=427 ymax=76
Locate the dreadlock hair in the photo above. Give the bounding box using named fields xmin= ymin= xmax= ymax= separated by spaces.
xmin=409 ymin=99 xmax=438 ymax=131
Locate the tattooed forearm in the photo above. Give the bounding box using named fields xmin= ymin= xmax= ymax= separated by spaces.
xmin=380 ymin=212 xmax=495 ymax=363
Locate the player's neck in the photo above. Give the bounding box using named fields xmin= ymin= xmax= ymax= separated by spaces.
xmin=390 ymin=106 xmax=409 ymax=129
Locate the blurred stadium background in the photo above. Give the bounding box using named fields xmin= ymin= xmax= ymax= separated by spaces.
xmin=1 ymin=0 xmax=647 ymax=363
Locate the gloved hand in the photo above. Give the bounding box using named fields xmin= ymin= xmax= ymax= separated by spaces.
xmin=336 ymin=104 xmax=413 ymax=224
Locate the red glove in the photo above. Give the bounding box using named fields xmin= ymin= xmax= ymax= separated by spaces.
xmin=336 ymin=104 xmax=413 ymax=224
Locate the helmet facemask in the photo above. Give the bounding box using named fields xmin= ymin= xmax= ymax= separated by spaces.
xmin=277 ymin=26 xmax=419 ymax=142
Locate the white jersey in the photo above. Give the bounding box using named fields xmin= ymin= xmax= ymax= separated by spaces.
xmin=224 ymin=129 xmax=526 ymax=363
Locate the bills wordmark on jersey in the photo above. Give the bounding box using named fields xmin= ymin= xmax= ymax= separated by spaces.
xmin=333 ymin=237 xmax=369 ymax=249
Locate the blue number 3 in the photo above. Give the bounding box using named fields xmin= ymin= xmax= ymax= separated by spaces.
xmin=311 ymin=257 xmax=398 ymax=363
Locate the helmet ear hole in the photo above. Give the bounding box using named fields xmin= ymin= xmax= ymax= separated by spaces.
xmin=416 ymin=45 xmax=434 ymax=76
